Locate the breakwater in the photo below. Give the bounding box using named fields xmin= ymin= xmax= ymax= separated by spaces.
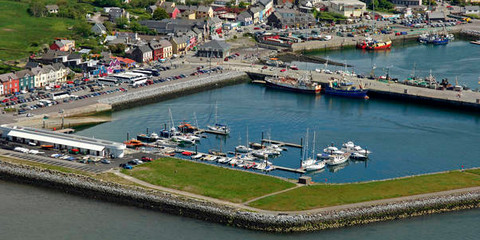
xmin=1 ymin=160 xmax=480 ymax=232
xmin=99 ymin=72 xmax=249 ymax=111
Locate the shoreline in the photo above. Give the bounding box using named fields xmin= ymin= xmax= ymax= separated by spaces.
xmin=1 ymin=161 xmax=480 ymax=232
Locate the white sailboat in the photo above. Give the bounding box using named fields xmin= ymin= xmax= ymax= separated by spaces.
xmin=235 ymin=127 xmax=252 ymax=153
xmin=207 ymin=103 xmax=230 ymax=134
xmin=304 ymin=131 xmax=326 ymax=171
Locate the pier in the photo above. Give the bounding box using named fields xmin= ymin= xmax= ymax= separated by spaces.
xmin=261 ymin=139 xmax=302 ymax=148
xmin=273 ymin=165 xmax=306 ymax=174
xmin=245 ymin=68 xmax=480 ymax=112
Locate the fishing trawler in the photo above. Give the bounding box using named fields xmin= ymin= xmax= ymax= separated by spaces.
xmin=264 ymin=74 xmax=321 ymax=94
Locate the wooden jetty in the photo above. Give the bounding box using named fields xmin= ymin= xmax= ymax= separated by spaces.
xmin=261 ymin=139 xmax=302 ymax=148
xmin=273 ymin=165 xmax=306 ymax=174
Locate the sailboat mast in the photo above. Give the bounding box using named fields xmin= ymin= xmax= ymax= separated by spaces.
xmin=194 ymin=112 xmax=199 ymax=128
xmin=246 ymin=126 xmax=249 ymax=146
xmin=312 ymin=131 xmax=316 ymax=159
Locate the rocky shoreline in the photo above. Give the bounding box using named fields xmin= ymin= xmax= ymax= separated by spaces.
xmin=1 ymin=161 xmax=480 ymax=232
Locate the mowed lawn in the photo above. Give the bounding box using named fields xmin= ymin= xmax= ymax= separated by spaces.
xmin=121 ymin=157 xmax=296 ymax=203
xmin=0 ymin=1 xmax=79 ymax=60
xmin=249 ymin=171 xmax=480 ymax=211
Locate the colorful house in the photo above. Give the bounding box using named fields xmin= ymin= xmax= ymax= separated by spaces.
xmin=107 ymin=58 xmax=122 ymax=74
xmin=158 ymin=40 xmax=173 ymax=59
xmin=50 ymin=39 xmax=75 ymax=52
xmin=0 ymin=73 xmax=20 ymax=95
xmin=166 ymin=6 xmax=181 ymax=19
xmin=111 ymin=57 xmax=136 ymax=68
xmin=15 ymin=70 xmax=35 ymax=91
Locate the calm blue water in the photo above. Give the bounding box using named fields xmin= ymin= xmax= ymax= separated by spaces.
xmin=300 ymin=40 xmax=480 ymax=88
xmin=1 ymin=180 xmax=479 ymax=239
xmin=77 ymin=83 xmax=480 ymax=183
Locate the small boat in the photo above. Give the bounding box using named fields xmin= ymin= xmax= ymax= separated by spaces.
xmin=323 ymin=145 xmax=344 ymax=155
xmin=217 ymin=157 xmax=231 ymax=163
xmin=235 ymin=145 xmax=252 ymax=153
xmin=357 ymin=38 xmax=391 ymax=50
xmin=136 ymin=132 xmax=160 ymax=142
xmin=305 ymin=161 xmax=326 ymax=171
xmin=324 ymin=79 xmax=368 ymax=99
xmin=341 ymin=141 xmax=371 ymax=155
xmin=191 ymin=153 xmax=203 ymax=159
xmin=202 ymin=155 xmax=217 ymax=161
xmin=301 ymin=158 xmax=317 ymax=168
xmin=470 ymin=40 xmax=480 ymax=45
xmin=124 ymin=139 xmax=144 ymax=148
xmin=317 ymin=152 xmax=331 ymax=160
xmin=326 ymin=153 xmax=351 ymax=166
xmin=181 ymin=151 xmax=193 ymax=156
xmin=177 ymin=122 xmax=198 ymax=133
xmin=350 ymin=152 xmax=368 ymax=160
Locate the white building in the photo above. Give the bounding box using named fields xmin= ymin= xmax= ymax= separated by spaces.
xmin=328 ymin=0 xmax=366 ymax=18
xmin=0 ymin=83 xmax=3 ymax=96
xmin=30 ymin=63 xmax=69 ymax=88
xmin=0 ymin=125 xmax=126 ymax=158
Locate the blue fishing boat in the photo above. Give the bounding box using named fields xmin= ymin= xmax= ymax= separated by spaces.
xmin=324 ymin=80 xmax=369 ymax=99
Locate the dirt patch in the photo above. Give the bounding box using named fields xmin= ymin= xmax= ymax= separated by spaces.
xmin=2 ymin=28 xmax=14 ymax=32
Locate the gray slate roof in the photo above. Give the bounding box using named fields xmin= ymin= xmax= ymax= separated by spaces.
xmin=198 ymin=40 xmax=230 ymax=51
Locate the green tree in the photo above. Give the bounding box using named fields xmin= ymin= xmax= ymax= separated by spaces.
xmin=116 ymin=17 xmax=129 ymax=29
xmin=152 ymin=8 xmax=169 ymax=20
xmin=28 ymin=0 xmax=46 ymax=17
xmin=73 ymin=22 xmax=92 ymax=37
xmin=239 ymin=2 xmax=247 ymax=9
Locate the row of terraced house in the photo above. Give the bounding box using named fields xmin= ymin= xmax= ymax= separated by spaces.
xmin=0 ymin=63 xmax=70 ymax=96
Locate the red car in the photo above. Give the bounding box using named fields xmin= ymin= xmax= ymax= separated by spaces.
xmin=141 ymin=156 xmax=153 ymax=162
xmin=2 ymin=99 xmax=9 ymax=103
xmin=224 ymin=57 xmax=229 ymax=61
xmin=262 ymin=66 xmax=268 ymax=69
xmin=235 ymin=53 xmax=240 ymax=56
xmin=280 ymin=69 xmax=287 ymax=72
xmin=254 ymin=27 xmax=260 ymax=30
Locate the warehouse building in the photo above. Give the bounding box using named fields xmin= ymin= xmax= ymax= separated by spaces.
xmin=0 ymin=125 xmax=126 ymax=158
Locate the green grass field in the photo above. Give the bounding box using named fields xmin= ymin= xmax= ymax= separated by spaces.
xmin=249 ymin=171 xmax=480 ymax=211
xmin=121 ymin=157 xmax=296 ymax=203
xmin=0 ymin=0 xmax=80 ymax=60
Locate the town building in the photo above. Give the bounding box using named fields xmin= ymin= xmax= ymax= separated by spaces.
xmin=327 ymin=0 xmax=366 ymax=18
xmin=0 ymin=73 xmax=19 ymax=96
xmin=0 ymin=125 xmax=126 ymax=158
xmin=108 ymin=7 xmax=130 ymax=22
xmin=390 ymin=0 xmax=422 ymax=6
xmin=166 ymin=5 xmax=181 ymax=19
xmin=15 ymin=70 xmax=35 ymax=91
xmin=170 ymin=36 xmax=188 ymax=54
xmin=196 ymin=6 xmax=214 ymax=19
xmin=463 ymin=6 xmax=480 ymax=15
xmin=50 ymin=39 xmax=75 ymax=52
xmin=91 ymin=23 xmax=107 ymax=35
xmin=45 ymin=5 xmax=59 ymax=14
xmin=196 ymin=40 xmax=231 ymax=58
xmin=30 ymin=63 xmax=70 ymax=88
xmin=237 ymin=11 xmax=254 ymax=26
xmin=267 ymin=8 xmax=316 ymax=29
xmin=131 ymin=45 xmax=153 ymax=63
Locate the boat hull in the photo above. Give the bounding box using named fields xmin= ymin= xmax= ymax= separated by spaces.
xmin=324 ymin=87 xmax=368 ymax=99
xmin=265 ymin=80 xmax=321 ymax=94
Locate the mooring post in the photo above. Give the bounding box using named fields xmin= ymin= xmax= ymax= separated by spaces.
xmin=127 ymin=132 xmax=130 ymax=141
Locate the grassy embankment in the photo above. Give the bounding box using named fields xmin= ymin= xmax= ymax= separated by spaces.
xmin=121 ymin=157 xmax=297 ymax=203
xmin=0 ymin=0 xmax=80 ymax=61
xmin=249 ymin=170 xmax=480 ymax=211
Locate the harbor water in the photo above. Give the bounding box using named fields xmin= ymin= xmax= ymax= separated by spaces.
xmin=1 ymin=180 xmax=479 ymax=239
xmin=77 ymin=82 xmax=480 ymax=183
xmin=301 ymin=40 xmax=480 ymax=88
